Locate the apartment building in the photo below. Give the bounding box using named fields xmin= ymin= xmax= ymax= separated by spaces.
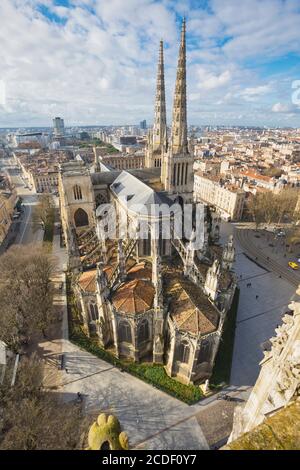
xmin=194 ymin=172 xmax=245 ymax=221
xmin=14 ymin=150 xmax=70 ymax=193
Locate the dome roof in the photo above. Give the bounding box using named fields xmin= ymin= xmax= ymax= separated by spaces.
xmin=112 ymin=279 xmax=155 ymax=315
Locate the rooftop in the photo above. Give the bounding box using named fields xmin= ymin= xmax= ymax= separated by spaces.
xmin=112 ymin=279 xmax=155 ymax=315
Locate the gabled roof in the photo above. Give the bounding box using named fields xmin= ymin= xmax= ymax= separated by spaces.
xmin=163 ymin=264 xmax=220 ymax=336
xmin=110 ymin=171 xmax=174 ymax=216
xmin=78 ymin=269 xmax=97 ymax=293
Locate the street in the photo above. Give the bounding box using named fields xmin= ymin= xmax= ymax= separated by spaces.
xmin=0 ymin=155 xmax=44 ymax=250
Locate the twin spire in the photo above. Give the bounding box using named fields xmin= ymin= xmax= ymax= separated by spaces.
xmin=152 ymin=18 xmax=188 ymax=156
xmin=152 ymin=40 xmax=167 ymax=152
xmin=170 ymin=18 xmax=188 ymax=155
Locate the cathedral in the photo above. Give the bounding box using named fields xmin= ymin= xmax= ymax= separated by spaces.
xmin=58 ymin=19 xmax=237 ymax=385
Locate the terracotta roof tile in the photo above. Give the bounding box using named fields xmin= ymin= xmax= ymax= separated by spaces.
xmin=78 ymin=269 xmax=97 ymax=293
xmin=112 ymin=279 xmax=155 ymax=315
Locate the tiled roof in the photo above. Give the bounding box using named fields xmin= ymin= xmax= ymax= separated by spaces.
xmin=112 ymin=279 xmax=155 ymax=315
xmin=163 ymin=263 xmax=219 ymax=336
xmin=127 ymin=261 xmax=152 ymax=281
xmin=78 ymin=269 xmax=97 ymax=293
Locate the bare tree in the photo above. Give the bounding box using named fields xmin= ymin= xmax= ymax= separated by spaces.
xmin=248 ymin=188 xmax=300 ymax=228
xmin=32 ymin=194 xmax=55 ymax=229
xmin=0 ymin=355 xmax=86 ymax=450
xmin=0 ymin=245 xmax=56 ymax=351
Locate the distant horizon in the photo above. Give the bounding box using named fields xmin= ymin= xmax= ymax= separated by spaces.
xmin=0 ymin=124 xmax=299 ymax=131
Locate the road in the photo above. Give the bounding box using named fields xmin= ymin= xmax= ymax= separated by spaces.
xmin=0 ymin=155 xmax=43 ymax=249
xmin=235 ymin=225 xmax=300 ymax=287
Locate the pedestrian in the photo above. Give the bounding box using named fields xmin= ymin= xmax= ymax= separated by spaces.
xmin=256 ymin=295 xmax=259 ymax=300
xmin=65 ymin=367 xmax=68 ymax=374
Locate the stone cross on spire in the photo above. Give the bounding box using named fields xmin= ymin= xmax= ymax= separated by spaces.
xmin=170 ymin=17 xmax=188 ymax=155
xmin=152 ymin=39 xmax=167 ymax=153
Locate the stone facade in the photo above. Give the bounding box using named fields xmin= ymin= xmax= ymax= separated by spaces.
xmin=194 ymin=173 xmax=245 ymax=221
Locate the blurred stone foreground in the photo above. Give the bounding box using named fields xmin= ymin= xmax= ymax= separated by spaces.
xmin=86 ymin=412 xmax=129 ymax=450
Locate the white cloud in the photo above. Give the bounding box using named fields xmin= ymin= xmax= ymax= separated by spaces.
xmin=0 ymin=0 xmax=299 ymax=127
xmin=197 ymin=69 xmax=231 ymax=90
xmin=272 ymin=102 xmax=297 ymax=114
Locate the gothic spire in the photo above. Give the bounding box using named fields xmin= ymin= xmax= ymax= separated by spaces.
xmin=170 ymin=18 xmax=188 ymax=155
xmin=152 ymin=40 xmax=167 ymax=152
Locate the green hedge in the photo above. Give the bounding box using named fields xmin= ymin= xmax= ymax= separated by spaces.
xmin=43 ymin=212 xmax=54 ymax=244
xmin=210 ymin=287 xmax=240 ymax=387
xmin=67 ymin=276 xmax=202 ymax=405
xmin=70 ymin=329 xmax=202 ymax=404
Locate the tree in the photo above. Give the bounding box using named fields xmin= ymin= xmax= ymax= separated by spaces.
xmin=0 ymin=245 xmax=56 ymax=351
xmin=0 ymin=355 xmax=86 ymax=450
xmin=248 ymin=188 xmax=300 ymax=228
xmin=247 ymin=193 xmax=266 ymax=229
xmin=32 ymin=194 xmax=55 ymax=229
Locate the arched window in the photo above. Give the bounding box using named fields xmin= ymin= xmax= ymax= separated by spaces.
xmin=137 ymin=319 xmax=149 ymax=345
xmin=176 ymin=340 xmax=190 ymax=364
xmin=73 ymin=184 xmax=82 ymax=200
xmin=74 ymin=208 xmax=89 ymax=227
xmin=118 ymin=321 xmax=132 ymax=344
xmin=197 ymin=339 xmax=211 ymax=364
xmin=89 ymin=303 xmax=98 ymax=321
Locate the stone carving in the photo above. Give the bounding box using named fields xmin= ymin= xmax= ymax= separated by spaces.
xmin=268 ymin=314 xmax=295 ymax=360
xmin=276 ymin=340 xmax=300 ymax=397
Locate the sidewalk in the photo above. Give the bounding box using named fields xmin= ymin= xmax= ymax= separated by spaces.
xmin=33 ymin=219 xmax=68 ymax=389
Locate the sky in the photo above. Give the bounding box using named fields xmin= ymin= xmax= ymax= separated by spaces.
xmin=0 ymin=0 xmax=300 ymax=128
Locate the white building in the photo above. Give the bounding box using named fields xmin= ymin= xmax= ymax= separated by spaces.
xmin=194 ymin=173 xmax=245 ymax=221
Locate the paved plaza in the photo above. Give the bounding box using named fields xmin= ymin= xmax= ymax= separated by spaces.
xmin=220 ymin=222 xmax=296 ymax=386
xmin=60 ymin=341 xmax=209 ymax=450
xmin=59 ymin=338 xmax=250 ymax=450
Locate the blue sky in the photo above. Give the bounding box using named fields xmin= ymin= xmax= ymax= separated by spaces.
xmin=0 ymin=0 xmax=300 ymax=127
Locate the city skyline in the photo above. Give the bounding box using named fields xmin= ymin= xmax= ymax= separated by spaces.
xmin=0 ymin=0 xmax=300 ymax=128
